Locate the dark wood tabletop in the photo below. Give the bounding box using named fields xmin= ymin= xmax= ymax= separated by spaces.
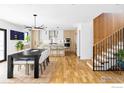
xmin=7 ymin=49 xmax=45 ymax=79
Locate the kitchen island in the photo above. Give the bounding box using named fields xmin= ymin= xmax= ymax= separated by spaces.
xmin=38 ymin=43 xmax=65 ymax=56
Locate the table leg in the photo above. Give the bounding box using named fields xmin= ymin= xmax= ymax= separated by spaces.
xmin=46 ymin=60 xmax=48 ymax=66
xmin=34 ymin=56 xmax=39 ymax=78
xmin=43 ymin=61 xmax=46 ymax=70
xmin=7 ymin=56 xmax=13 ymax=78
xmin=47 ymin=57 xmax=50 ymax=64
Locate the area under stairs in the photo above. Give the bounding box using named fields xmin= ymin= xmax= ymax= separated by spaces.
xmin=92 ymin=28 xmax=124 ymax=71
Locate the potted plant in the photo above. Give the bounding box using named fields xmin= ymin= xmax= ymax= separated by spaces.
xmin=114 ymin=49 xmax=124 ymax=69
xmin=16 ymin=41 xmax=24 ymax=51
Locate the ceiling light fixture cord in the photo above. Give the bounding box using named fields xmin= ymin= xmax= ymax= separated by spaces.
xmin=33 ymin=14 xmax=37 ymax=27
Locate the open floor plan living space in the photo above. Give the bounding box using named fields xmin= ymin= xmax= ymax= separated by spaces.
xmin=0 ymin=4 xmax=124 ymax=83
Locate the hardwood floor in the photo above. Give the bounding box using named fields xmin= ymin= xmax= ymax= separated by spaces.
xmin=49 ymin=53 xmax=124 ymax=83
xmin=0 ymin=52 xmax=124 ymax=83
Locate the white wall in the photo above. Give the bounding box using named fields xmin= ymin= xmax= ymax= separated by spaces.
xmin=77 ymin=21 xmax=93 ymax=60
xmin=76 ymin=25 xmax=81 ymax=57
xmin=0 ymin=19 xmax=30 ymax=56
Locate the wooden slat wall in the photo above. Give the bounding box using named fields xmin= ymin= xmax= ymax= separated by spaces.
xmin=93 ymin=13 xmax=124 ymax=45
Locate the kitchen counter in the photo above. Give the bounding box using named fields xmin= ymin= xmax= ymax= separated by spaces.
xmin=38 ymin=43 xmax=65 ymax=56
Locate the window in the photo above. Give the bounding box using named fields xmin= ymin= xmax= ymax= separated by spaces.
xmin=24 ymin=32 xmax=30 ymax=42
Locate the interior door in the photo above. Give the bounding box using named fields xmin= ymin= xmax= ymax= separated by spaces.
xmin=0 ymin=28 xmax=7 ymax=62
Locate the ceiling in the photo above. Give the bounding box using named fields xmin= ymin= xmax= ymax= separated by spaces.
xmin=0 ymin=4 xmax=124 ymax=29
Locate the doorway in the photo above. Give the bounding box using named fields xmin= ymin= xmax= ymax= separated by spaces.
xmin=0 ymin=28 xmax=7 ymax=62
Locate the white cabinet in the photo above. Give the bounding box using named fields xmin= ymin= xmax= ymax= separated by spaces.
xmin=40 ymin=30 xmax=64 ymax=44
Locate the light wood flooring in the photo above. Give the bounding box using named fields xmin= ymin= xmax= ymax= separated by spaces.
xmin=49 ymin=53 xmax=124 ymax=83
xmin=0 ymin=53 xmax=124 ymax=83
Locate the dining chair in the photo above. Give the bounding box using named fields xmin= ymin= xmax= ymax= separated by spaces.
xmin=25 ymin=49 xmax=50 ymax=75
xmin=14 ymin=49 xmax=50 ymax=76
xmin=14 ymin=58 xmax=33 ymax=75
xmin=39 ymin=51 xmax=46 ymax=74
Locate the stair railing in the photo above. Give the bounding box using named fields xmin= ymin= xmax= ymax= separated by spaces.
xmin=93 ymin=28 xmax=124 ymax=71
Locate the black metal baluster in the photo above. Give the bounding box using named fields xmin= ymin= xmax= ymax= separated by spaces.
xmin=116 ymin=32 xmax=117 ymax=71
xmin=121 ymin=29 xmax=123 ymax=49
xmin=118 ymin=31 xmax=120 ymax=71
xmin=102 ymin=42 xmax=104 ymax=71
xmin=97 ymin=44 xmax=99 ymax=71
xmin=95 ymin=45 xmax=97 ymax=71
xmin=119 ymin=30 xmax=122 ymax=71
xmin=112 ymin=34 xmax=114 ymax=71
xmin=112 ymin=35 xmax=114 ymax=70
xmin=104 ymin=40 xmax=106 ymax=71
xmin=121 ymin=29 xmax=122 ymax=70
xmin=96 ymin=44 xmax=98 ymax=71
xmin=123 ymin=28 xmax=124 ymax=71
xmin=107 ymin=38 xmax=109 ymax=71
xmin=93 ymin=46 xmax=95 ymax=71
xmin=106 ymin=38 xmax=107 ymax=71
xmin=100 ymin=42 xmax=103 ymax=71
xmin=108 ymin=37 xmax=110 ymax=71
xmin=102 ymin=40 xmax=104 ymax=70
xmin=109 ymin=36 xmax=113 ymax=70
xmin=119 ymin=30 xmax=121 ymax=70
xmin=97 ymin=43 xmax=99 ymax=71
xmin=123 ymin=28 xmax=124 ymax=51
xmin=113 ymin=34 xmax=115 ymax=70
xmin=119 ymin=30 xmax=121 ymax=50
xmin=110 ymin=37 xmax=111 ymax=71
xmin=102 ymin=42 xmax=103 ymax=71
xmin=111 ymin=35 xmax=113 ymax=70
xmin=115 ymin=32 xmax=118 ymax=71
xmin=114 ymin=33 xmax=115 ymax=70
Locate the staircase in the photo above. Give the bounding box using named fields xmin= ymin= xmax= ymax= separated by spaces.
xmin=93 ymin=28 xmax=124 ymax=71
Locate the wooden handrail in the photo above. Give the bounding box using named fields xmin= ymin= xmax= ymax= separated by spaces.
xmin=93 ymin=27 xmax=123 ymax=46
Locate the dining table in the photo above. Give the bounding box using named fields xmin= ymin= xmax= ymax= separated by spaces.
xmin=7 ymin=49 xmax=46 ymax=79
